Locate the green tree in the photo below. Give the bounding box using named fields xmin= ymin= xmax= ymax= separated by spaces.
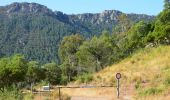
xmin=0 ymin=54 xmax=28 ymax=92
xmin=164 ymin=0 xmax=170 ymax=10
xmin=116 ymin=21 xmax=152 ymax=56
xmin=7 ymin=54 xmax=28 ymax=86
xmin=26 ymin=61 xmax=45 ymax=91
xmin=43 ymin=62 xmax=61 ymax=85
xmin=127 ymin=21 xmax=151 ymax=49
xmin=58 ymin=34 xmax=84 ymax=81
xmin=146 ymin=9 xmax=170 ymax=44
xmin=58 ymin=34 xmax=84 ymax=62
xmin=0 ymin=57 xmax=10 ymax=92
xmin=77 ymin=32 xmax=119 ymax=73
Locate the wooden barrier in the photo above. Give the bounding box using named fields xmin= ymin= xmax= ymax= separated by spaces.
xmin=56 ymin=85 xmax=117 ymax=100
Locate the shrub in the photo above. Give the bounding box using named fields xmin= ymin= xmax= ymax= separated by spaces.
xmin=0 ymin=86 xmax=23 ymax=100
xmin=135 ymin=82 xmax=141 ymax=90
xmin=76 ymin=73 xmax=93 ymax=83
xmin=138 ymin=87 xmax=163 ymax=96
xmin=60 ymin=75 xmax=69 ymax=85
xmin=23 ymin=93 xmax=34 ymax=100
xmin=164 ymin=77 xmax=170 ymax=86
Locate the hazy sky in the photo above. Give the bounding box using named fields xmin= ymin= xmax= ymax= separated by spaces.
xmin=0 ymin=0 xmax=164 ymax=15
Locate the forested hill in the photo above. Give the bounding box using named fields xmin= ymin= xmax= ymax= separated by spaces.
xmin=0 ymin=2 xmax=154 ymax=63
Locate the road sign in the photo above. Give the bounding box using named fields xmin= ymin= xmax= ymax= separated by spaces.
xmin=116 ymin=73 xmax=121 ymax=79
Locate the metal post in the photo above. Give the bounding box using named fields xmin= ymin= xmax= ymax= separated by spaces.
xmin=116 ymin=73 xmax=121 ymax=99
xmin=59 ymin=87 xmax=61 ymax=100
xmin=117 ymin=79 xmax=120 ymax=99
xmin=48 ymin=83 xmax=50 ymax=91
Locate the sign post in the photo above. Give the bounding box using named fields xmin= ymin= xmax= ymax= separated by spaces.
xmin=116 ymin=73 xmax=121 ymax=99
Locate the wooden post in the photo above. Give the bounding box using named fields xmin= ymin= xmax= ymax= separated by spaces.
xmin=58 ymin=87 xmax=61 ymax=100
xmin=39 ymin=86 xmax=41 ymax=100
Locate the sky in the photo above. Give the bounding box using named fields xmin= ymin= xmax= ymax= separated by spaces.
xmin=0 ymin=0 xmax=164 ymax=15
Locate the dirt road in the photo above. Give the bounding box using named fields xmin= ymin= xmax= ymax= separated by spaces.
xmin=71 ymin=96 xmax=111 ymax=100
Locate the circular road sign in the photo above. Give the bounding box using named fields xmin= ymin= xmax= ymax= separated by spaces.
xmin=116 ymin=73 xmax=121 ymax=79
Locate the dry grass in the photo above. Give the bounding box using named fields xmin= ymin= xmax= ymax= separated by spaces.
xmin=90 ymin=46 xmax=170 ymax=99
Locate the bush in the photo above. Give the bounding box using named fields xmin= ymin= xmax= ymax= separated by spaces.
xmin=138 ymin=87 xmax=163 ymax=96
xmin=60 ymin=75 xmax=69 ymax=85
xmin=135 ymin=82 xmax=141 ymax=90
xmin=0 ymin=86 xmax=23 ymax=100
xmin=164 ymin=77 xmax=170 ymax=86
xmin=76 ymin=73 xmax=93 ymax=83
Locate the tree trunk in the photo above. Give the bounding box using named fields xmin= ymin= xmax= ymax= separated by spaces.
xmin=31 ymin=82 xmax=33 ymax=93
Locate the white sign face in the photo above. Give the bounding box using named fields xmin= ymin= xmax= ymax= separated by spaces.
xmin=116 ymin=73 xmax=121 ymax=79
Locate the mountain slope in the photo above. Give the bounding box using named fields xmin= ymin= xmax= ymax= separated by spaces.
xmin=0 ymin=2 xmax=154 ymax=63
xmin=92 ymin=46 xmax=170 ymax=98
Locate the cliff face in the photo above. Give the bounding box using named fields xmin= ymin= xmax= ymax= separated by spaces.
xmin=0 ymin=2 xmax=154 ymax=63
xmin=1 ymin=2 xmax=53 ymax=15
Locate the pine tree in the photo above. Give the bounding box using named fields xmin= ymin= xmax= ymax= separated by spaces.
xmin=164 ymin=0 xmax=170 ymax=10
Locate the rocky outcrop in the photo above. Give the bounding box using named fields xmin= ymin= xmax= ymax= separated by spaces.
xmin=2 ymin=2 xmax=54 ymax=16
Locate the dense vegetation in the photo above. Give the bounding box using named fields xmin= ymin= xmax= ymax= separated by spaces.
xmin=0 ymin=2 xmax=153 ymax=64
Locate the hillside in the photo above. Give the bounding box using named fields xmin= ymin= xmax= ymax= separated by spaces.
xmin=89 ymin=46 xmax=170 ymax=99
xmin=0 ymin=2 xmax=154 ymax=63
